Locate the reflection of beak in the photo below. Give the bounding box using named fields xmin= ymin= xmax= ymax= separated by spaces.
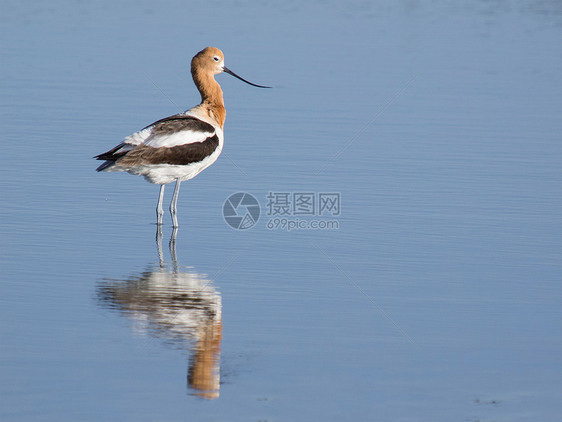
xmin=223 ymin=66 xmax=271 ymax=88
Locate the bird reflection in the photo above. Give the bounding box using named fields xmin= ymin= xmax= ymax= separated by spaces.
xmin=97 ymin=228 xmax=222 ymax=399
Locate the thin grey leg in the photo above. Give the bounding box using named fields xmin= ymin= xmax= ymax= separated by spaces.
xmin=170 ymin=179 xmax=181 ymax=228
xmin=156 ymin=184 xmax=165 ymax=225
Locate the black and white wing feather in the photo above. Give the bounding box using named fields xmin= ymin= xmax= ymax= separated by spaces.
xmin=95 ymin=115 xmax=220 ymax=171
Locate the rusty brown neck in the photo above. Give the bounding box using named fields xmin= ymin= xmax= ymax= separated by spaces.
xmin=191 ymin=67 xmax=226 ymax=128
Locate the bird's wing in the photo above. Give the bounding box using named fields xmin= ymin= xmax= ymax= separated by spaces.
xmin=140 ymin=115 xmax=217 ymax=148
xmin=95 ymin=115 xmax=221 ymax=169
xmin=95 ymin=115 xmax=218 ymax=165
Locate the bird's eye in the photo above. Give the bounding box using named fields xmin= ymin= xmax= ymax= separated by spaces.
xmin=213 ymin=56 xmax=220 ymax=62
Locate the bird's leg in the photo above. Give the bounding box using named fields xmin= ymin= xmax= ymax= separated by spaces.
xmin=156 ymin=184 xmax=165 ymax=225
xmin=170 ymin=179 xmax=182 ymax=228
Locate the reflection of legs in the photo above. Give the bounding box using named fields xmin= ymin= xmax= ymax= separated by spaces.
xmin=156 ymin=184 xmax=165 ymax=225
xmin=156 ymin=223 xmax=164 ymax=266
xmin=170 ymin=179 xmax=182 ymax=228
xmin=169 ymin=227 xmax=178 ymax=270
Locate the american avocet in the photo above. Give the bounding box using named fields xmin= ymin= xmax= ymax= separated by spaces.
xmin=95 ymin=47 xmax=269 ymax=227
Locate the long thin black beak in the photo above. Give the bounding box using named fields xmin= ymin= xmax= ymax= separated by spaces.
xmin=223 ymin=66 xmax=271 ymax=88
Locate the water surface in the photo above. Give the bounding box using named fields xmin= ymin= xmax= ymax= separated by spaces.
xmin=1 ymin=1 xmax=561 ymax=421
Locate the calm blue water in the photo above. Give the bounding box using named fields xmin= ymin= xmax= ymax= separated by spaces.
xmin=1 ymin=1 xmax=561 ymax=420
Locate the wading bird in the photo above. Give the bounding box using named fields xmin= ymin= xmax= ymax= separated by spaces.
xmin=95 ymin=47 xmax=269 ymax=227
